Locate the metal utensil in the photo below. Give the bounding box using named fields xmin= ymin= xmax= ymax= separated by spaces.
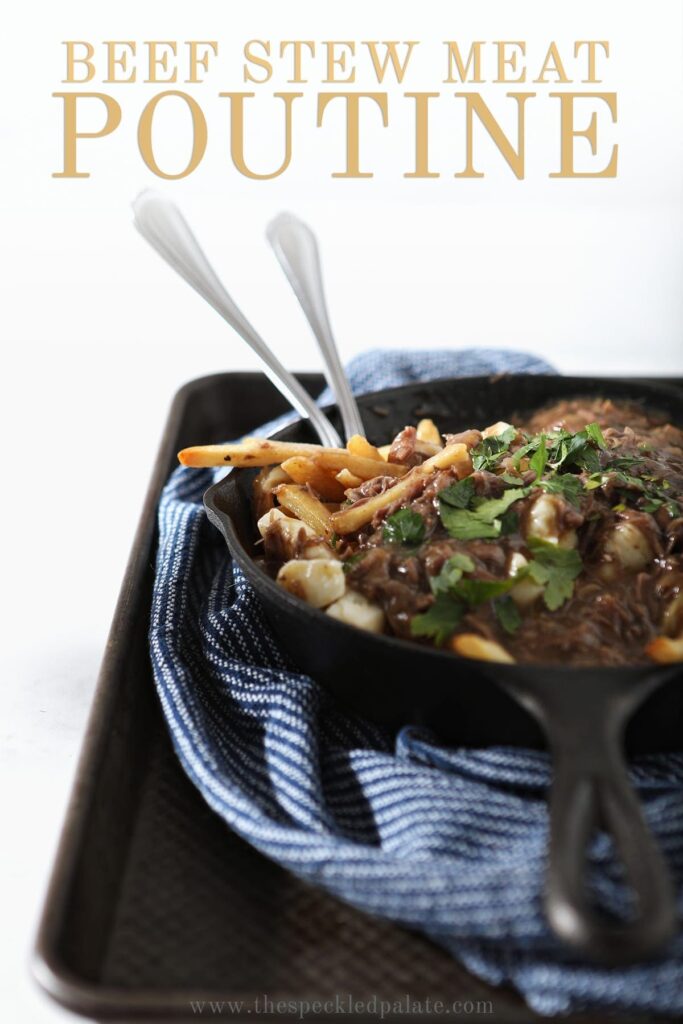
xmin=132 ymin=192 xmax=342 ymax=448
xmin=267 ymin=212 xmax=365 ymax=441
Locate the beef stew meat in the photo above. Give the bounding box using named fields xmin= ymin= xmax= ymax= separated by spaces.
xmin=263 ymin=398 xmax=683 ymax=667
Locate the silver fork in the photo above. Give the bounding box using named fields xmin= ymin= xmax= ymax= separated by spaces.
xmin=267 ymin=212 xmax=365 ymax=441
xmin=132 ymin=191 xmax=343 ymax=448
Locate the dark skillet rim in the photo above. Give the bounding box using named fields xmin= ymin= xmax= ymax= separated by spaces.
xmin=205 ymin=373 xmax=683 ymax=679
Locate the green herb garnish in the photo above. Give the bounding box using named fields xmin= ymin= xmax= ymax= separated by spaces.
xmin=429 ymin=553 xmax=475 ymax=595
xmin=540 ymin=473 xmax=584 ymax=507
xmin=499 ymin=509 xmax=520 ymax=535
xmin=512 ymin=435 xmax=541 ymax=469
xmin=411 ymin=596 xmax=464 ymax=645
xmin=414 ymin=554 xmax=527 ymax=645
xmin=529 ymin=434 xmax=547 ymax=480
xmin=414 ymin=545 xmax=532 ymax=645
xmin=583 ymin=466 xmax=680 ymax=517
xmin=512 ymin=422 xmax=605 ymax=478
xmin=470 ymin=427 xmax=517 ymax=471
xmin=584 ymin=422 xmax=607 ymax=449
xmin=494 ymin=595 xmax=522 ymax=635
xmin=438 ymin=475 xmax=476 ymax=510
xmin=452 ymin=577 xmax=519 ymax=604
xmin=382 ymin=508 xmax=426 ymax=547
xmin=438 ymin=487 xmax=529 ymax=541
xmin=548 ymin=429 xmax=601 ymax=474
xmin=526 ymin=537 xmax=583 ymax=611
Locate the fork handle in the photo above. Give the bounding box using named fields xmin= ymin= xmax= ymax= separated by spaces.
xmin=267 ymin=213 xmax=365 ymax=441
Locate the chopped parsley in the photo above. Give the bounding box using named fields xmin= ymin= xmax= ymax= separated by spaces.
xmin=470 ymin=427 xmax=517 ymax=471
xmin=642 ymin=496 xmax=680 ymax=516
xmin=583 ymin=466 xmax=680 ymax=517
xmin=429 ymin=553 xmax=475 ymax=596
xmin=529 ymin=434 xmax=548 ymax=480
xmin=438 ymin=475 xmax=476 ymax=510
xmin=512 ymin=437 xmax=541 ymax=469
xmin=540 ymin=473 xmax=584 ymax=507
xmin=513 ymin=422 xmax=605 ymax=476
xmin=453 ymin=577 xmax=518 ymax=604
xmin=526 ymin=538 xmax=583 ymax=611
xmin=494 ymin=596 xmax=522 ymax=635
xmin=382 ymin=508 xmax=425 ymax=547
xmin=414 ymin=553 xmax=524 ymax=645
xmin=438 ymin=487 xmax=529 ymax=541
xmin=547 ymin=427 xmax=602 ymax=474
xmin=411 ymin=596 xmax=464 ymax=645
xmin=499 ymin=509 xmax=520 ymax=535
xmin=584 ymin=422 xmax=607 ymax=449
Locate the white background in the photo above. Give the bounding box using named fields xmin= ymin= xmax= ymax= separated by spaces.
xmin=2 ymin=1 xmax=682 ymax=1020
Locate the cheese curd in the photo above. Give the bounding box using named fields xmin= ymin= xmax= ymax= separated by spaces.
xmin=526 ymin=493 xmax=577 ymax=549
xmin=604 ymin=521 xmax=653 ymax=573
xmin=277 ymin=559 xmax=345 ymax=608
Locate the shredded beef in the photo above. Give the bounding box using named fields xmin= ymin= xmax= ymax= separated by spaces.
xmin=345 ymin=475 xmax=396 ymax=504
xmin=346 ymin=547 xmax=432 ymax=636
xmin=388 ymin=426 xmax=423 ymax=467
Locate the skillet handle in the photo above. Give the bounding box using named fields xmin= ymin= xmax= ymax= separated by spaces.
xmin=545 ymin=717 xmax=677 ymax=962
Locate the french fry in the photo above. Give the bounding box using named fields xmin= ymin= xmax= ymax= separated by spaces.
xmin=347 ymin=434 xmax=382 ymax=460
xmin=452 ymin=634 xmax=515 ymax=664
xmin=646 ymin=636 xmax=683 ymax=664
xmin=275 ymin=484 xmax=334 ymax=539
xmin=281 ymin=456 xmax=345 ymax=501
xmin=414 ymin=440 xmax=442 ymax=457
xmin=336 ymin=468 xmax=364 ymax=489
xmin=178 ymin=437 xmax=351 ymax=469
xmin=416 ymin=419 xmax=442 ymax=446
xmin=314 ymin=450 xmax=407 ymax=481
xmin=255 ymin=465 xmax=291 ymax=489
xmin=377 ymin=444 xmax=392 ymax=461
xmin=330 ymin=443 xmax=471 ymax=534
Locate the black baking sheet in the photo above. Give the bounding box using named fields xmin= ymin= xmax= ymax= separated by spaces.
xmin=33 ymin=372 xmax=683 ymax=1023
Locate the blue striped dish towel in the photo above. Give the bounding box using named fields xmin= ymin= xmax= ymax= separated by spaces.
xmin=150 ymin=349 xmax=683 ymax=1017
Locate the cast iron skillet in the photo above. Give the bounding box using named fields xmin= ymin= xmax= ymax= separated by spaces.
xmin=204 ymin=374 xmax=683 ymax=965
